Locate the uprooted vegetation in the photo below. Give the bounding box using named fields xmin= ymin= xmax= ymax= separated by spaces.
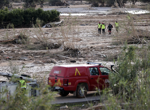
xmin=113 ymin=29 xmax=150 ymax=45
xmin=1 ymin=13 xmax=150 ymax=63
xmin=0 ymin=34 xmax=28 ymax=44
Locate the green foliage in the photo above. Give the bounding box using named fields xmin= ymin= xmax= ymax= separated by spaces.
xmin=24 ymin=0 xmax=38 ymax=8
xmin=105 ymin=43 xmax=150 ymax=109
xmin=0 ymin=8 xmax=8 ymax=24
xmin=110 ymin=46 xmax=140 ymax=99
xmin=140 ymin=0 xmax=150 ymax=2
xmin=106 ymin=0 xmax=115 ymax=6
xmin=0 ymin=85 xmax=56 ymax=110
xmin=0 ymin=8 xmax=60 ymax=28
xmin=85 ymin=0 xmax=128 ymax=7
xmin=85 ymin=0 xmax=106 ymax=7
xmin=131 ymin=0 xmax=138 ymax=4
xmin=0 ymin=0 xmax=10 ymax=9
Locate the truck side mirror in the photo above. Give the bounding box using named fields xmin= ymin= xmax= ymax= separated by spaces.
xmin=111 ymin=65 xmax=114 ymax=71
xmin=111 ymin=65 xmax=117 ymax=73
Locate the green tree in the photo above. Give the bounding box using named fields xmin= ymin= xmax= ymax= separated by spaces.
xmin=106 ymin=0 xmax=128 ymax=7
xmin=106 ymin=0 xmax=115 ymax=6
xmin=49 ymin=0 xmax=61 ymax=6
xmin=85 ymin=0 xmax=127 ymax=7
xmin=117 ymin=0 xmax=128 ymax=7
xmin=85 ymin=0 xmax=107 ymax=7
xmin=140 ymin=0 xmax=150 ymax=2
xmin=39 ymin=0 xmax=44 ymax=8
xmin=24 ymin=0 xmax=38 ymax=8
xmin=131 ymin=0 xmax=138 ymax=4
xmin=0 ymin=8 xmax=60 ymax=28
xmin=0 ymin=0 xmax=10 ymax=9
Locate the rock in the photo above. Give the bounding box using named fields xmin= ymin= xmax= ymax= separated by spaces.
xmin=70 ymin=59 xmax=76 ymax=63
xmin=34 ymin=42 xmax=40 ymax=44
xmin=24 ymin=64 xmax=34 ymax=68
xmin=19 ymin=56 xmax=29 ymax=61
xmin=60 ymin=105 xmax=68 ymax=110
xmin=0 ymin=50 xmax=3 ymax=54
xmin=33 ymin=61 xmax=44 ymax=65
xmin=51 ymin=59 xmax=57 ymax=64
xmin=55 ymin=28 xmax=59 ymax=30
xmin=2 ymin=50 xmax=7 ymax=54
xmin=58 ymin=60 xmax=65 ymax=63
xmin=11 ymin=49 xmax=15 ymax=53
xmin=28 ymin=56 xmax=34 ymax=60
xmin=21 ymin=62 xmax=25 ymax=64
xmin=101 ymin=54 xmax=107 ymax=58
xmin=42 ymin=59 xmax=57 ymax=64
xmin=80 ymin=24 xmax=85 ymax=26
xmin=34 ymin=56 xmax=41 ymax=58
xmin=45 ymin=32 xmax=49 ymax=34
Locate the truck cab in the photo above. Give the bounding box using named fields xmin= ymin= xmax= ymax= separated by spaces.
xmin=48 ymin=62 xmax=111 ymax=98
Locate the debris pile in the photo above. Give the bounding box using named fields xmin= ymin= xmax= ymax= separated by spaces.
xmin=0 ymin=34 xmax=28 ymax=44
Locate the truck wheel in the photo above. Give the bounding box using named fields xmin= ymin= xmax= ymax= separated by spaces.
xmin=59 ymin=91 xmax=69 ymax=97
xmin=76 ymin=84 xmax=87 ymax=98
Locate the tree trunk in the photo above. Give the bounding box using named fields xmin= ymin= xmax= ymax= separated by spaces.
xmin=132 ymin=0 xmax=137 ymax=5
xmin=40 ymin=1 xmax=43 ymax=8
xmin=101 ymin=2 xmax=104 ymax=6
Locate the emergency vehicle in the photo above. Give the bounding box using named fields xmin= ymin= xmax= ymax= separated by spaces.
xmin=48 ymin=62 xmax=113 ymax=98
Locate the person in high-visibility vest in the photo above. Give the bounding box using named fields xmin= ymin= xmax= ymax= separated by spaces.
xmin=101 ymin=23 xmax=105 ymax=34
xmin=19 ymin=77 xmax=26 ymax=92
xmin=98 ymin=22 xmax=102 ymax=34
xmin=115 ymin=21 xmax=119 ymax=33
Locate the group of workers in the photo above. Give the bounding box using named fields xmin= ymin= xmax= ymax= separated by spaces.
xmin=98 ymin=21 xmax=119 ymax=35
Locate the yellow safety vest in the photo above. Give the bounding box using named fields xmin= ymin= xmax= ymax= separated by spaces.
xmin=115 ymin=22 xmax=119 ymax=27
xmin=102 ymin=24 xmax=105 ymax=29
xmin=19 ymin=80 xmax=26 ymax=88
xmin=98 ymin=24 xmax=101 ymax=28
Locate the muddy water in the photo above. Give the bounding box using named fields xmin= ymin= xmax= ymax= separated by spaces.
xmin=43 ymin=7 xmax=149 ymax=16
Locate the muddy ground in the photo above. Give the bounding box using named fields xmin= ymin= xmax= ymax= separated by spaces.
xmin=0 ymin=2 xmax=150 ymax=83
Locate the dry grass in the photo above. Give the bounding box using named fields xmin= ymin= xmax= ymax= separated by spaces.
xmin=113 ymin=28 xmax=150 ymax=45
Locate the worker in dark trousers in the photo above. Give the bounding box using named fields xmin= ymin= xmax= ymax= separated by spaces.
xmin=101 ymin=23 xmax=105 ymax=34
xmin=98 ymin=22 xmax=102 ymax=34
xmin=107 ymin=23 xmax=113 ymax=34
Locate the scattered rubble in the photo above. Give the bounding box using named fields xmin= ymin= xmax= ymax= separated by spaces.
xmin=42 ymin=20 xmax=64 ymax=28
xmin=42 ymin=59 xmax=57 ymax=64
xmin=33 ymin=60 xmax=44 ymax=65
xmin=0 ymin=34 xmax=28 ymax=44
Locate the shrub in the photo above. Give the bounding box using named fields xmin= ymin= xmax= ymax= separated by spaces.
xmin=0 ymin=8 xmax=60 ymax=28
xmin=49 ymin=0 xmax=61 ymax=6
xmin=104 ymin=44 xmax=150 ymax=109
